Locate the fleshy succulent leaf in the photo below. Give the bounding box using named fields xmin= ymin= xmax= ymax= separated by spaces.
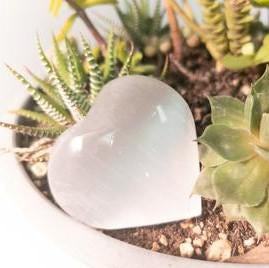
xmin=199 ymin=125 xmax=255 ymax=161
xmin=65 ymin=38 xmax=87 ymax=93
xmin=119 ymin=45 xmax=134 ymax=77
xmin=259 ymin=113 xmax=269 ymax=146
xmin=192 ymin=167 xmax=217 ymax=200
xmin=10 ymin=109 xmax=59 ymax=127
xmin=241 ymin=194 xmax=269 ymax=235
xmin=213 ymin=157 xmax=269 ymax=207
xmin=52 ymin=36 xmax=70 ymax=86
xmin=199 ymin=144 xmax=226 ymax=167
xmin=50 ymin=65 xmax=85 ymax=121
xmin=6 ymin=65 xmax=72 ymax=126
xmin=81 ymin=36 xmax=104 ymax=105
xmin=209 ymin=96 xmax=245 ymax=129
xmin=244 ymin=93 xmax=262 ymax=135
xmin=103 ymin=31 xmax=116 ymax=82
xmin=0 ymin=122 xmax=65 ymax=138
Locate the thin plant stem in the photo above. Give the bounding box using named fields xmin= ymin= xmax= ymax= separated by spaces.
xmin=164 ymin=0 xmax=184 ymax=61
xmin=64 ymin=0 xmax=107 ymax=53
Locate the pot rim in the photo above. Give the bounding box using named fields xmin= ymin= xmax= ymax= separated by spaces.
xmin=0 ymin=98 xmax=265 ymax=268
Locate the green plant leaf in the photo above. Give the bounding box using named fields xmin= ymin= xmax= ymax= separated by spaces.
xmin=52 ymin=36 xmax=70 ymax=86
xmin=213 ymin=157 xmax=269 ymax=207
xmin=222 ymin=204 xmax=244 ymax=222
xmin=199 ymin=144 xmax=226 ymax=167
xmin=259 ymin=113 xmax=269 ymax=146
xmin=49 ymin=0 xmax=63 ymax=16
xmin=244 ymin=94 xmax=262 ymax=135
xmin=26 ymin=69 xmax=65 ymax=107
xmin=192 ymin=167 xmax=216 ymax=200
xmin=209 ymin=96 xmax=245 ymax=129
xmin=10 ymin=109 xmax=59 ymax=127
xmin=251 ymin=0 xmax=269 ymax=7
xmin=103 ymin=32 xmax=116 ymax=82
xmin=56 ymin=14 xmax=78 ymax=42
xmin=76 ymin=0 xmax=117 ymax=8
xmin=65 ymin=38 xmax=87 ymax=93
xmin=252 ymin=65 xmax=269 ymax=95
xmin=241 ymin=194 xmax=269 ymax=235
xmin=198 ymin=125 xmax=255 ymax=161
xmin=0 ymin=122 xmax=65 ymax=138
xmin=222 ymin=54 xmax=255 ymax=70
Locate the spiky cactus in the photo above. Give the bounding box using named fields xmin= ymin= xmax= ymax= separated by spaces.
xmin=225 ymin=0 xmax=254 ymax=55
xmin=1 ymin=34 xmax=136 ymax=141
xmin=193 ymin=67 xmax=269 ymax=235
xmin=199 ymin=0 xmax=229 ymax=60
xmin=116 ymin=0 xmax=171 ymax=58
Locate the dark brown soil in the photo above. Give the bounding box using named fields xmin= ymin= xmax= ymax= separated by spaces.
xmin=16 ymin=44 xmax=266 ymax=261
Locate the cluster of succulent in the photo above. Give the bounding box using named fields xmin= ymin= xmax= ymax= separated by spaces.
xmin=116 ymin=0 xmax=171 ymax=58
xmin=193 ymin=67 xmax=269 ymax=234
xmin=168 ymin=0 xmax=269 ymax=70
xmin=1 ymin=34 xmax=137 ymax=142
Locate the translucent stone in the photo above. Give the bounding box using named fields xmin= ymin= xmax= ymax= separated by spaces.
xmin=48 ymin=76 xmax=201 ymax=230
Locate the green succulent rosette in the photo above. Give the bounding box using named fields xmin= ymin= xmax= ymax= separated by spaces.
xmin=193 ymin=66 xmax=269 ymax=235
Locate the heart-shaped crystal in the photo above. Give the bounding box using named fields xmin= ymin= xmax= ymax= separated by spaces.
xmin=48 ymin=75 xmax=201 ymax=230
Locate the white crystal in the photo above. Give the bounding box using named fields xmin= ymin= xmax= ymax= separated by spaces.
xmin=48 ymin=75 xmax=201 ymax=230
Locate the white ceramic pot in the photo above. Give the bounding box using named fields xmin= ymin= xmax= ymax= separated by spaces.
xmin=0 ymin=99 xmax=266 ymax=268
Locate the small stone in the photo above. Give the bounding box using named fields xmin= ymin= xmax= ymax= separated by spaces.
xmin=159 ymin=234 xmax=168 ymax=247
xmin=199 ymin=222 xmax=204 ymax=229
xmin=151 ymin=242 xmax=160 ymax=251
xmin=206 ymin=239 xmax=232 ymax=262
xmin=30 ymin=162 xmax=47 ymax=179
xmin=180 ymin=242 xmax=194 ymax=258
xmin=185 ymin=237 xmax=192 ymax=244
xmin=244 ymin=237 xmax=256 ymax=247
xmin=241 ymin=84 xmax=251 ymax=96
xmin=193 ymin=238 xmax=204 ymax=248
xmin=218 ymin=233 xmax=227 ymax=240
xmin=193 ymin=226 xmax=202 ymax=235
xmin=201 ymin=234 xmax=207 ymax=241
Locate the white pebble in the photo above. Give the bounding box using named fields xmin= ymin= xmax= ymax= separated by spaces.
xmin=193 ymin=226 xmax=202 ymax=235
xmin=193 ymin=238 xmax=204 ymax=248
xmin=180 ymin=242 xmax=194 ymax=258
xmin=241 ymin=84 xmax=251 ymax=96
xmin=159 ymin=235 xmax=168 ymax=247
xmin=151 ymin=242 xmax=160 ymax=251
xmin=185 ymin=237 xmax=192 ymax=244
xmin=30 ymin=162 xmax=47 ymax=179
xmin=218 ymin=233 xmax=227 ymax=240
xmin=206 ymin=240 xmax=232 ymax=262
xmin=244 ymin=237 xmax=255 ymax=247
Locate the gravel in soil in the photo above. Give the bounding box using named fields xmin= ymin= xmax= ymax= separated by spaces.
xmin=17 ymin=45 xmax=266 ymax=261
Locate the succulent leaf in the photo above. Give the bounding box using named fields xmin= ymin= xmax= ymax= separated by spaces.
xmin=103 ymin=31 xmax=116 ymax=82
xmin=81 ymin=36 xmax=104 ymax=105
xmin=6 ymin=65 xmax=71 ymax=126
xmin=199 ymin=144 xmax=226 ymax=167
xmin=213 ymin=157 xmax=269 ymax=207
xmin=52 ymin=36 xmax=70 ymax=85
xmin=0 ymin=122 xmax=65 ymax=138
xmin=10 ymin=109 xmax=59 ymax=127
xmin=65 ymin=38 xmax=87 ymax=93
xmin=195 ymin=68 xmax=269 ymax=234
xmin=209 ymin=96 xmax=245 ymax=129
xmin=259 ymin=114 xmax=269 ymax=146
xmin=50 ymin=65 xmax=84 ymax=121
xmin=199 ymin=125 xmax=255 ymax=161
xmin=193 ymin=167 xmax=217 ymax=200
xmin=244 ymin=94 xmax=262 ymax=135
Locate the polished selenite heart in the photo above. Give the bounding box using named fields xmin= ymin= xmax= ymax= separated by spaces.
xmin=48 ymin=75 xmax=201 ymax=230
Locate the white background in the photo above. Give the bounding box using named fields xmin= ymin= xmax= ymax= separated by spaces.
xmin=0 ymin=1 xmax=267 ymax=267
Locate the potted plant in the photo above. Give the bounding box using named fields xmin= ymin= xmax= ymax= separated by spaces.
xmin=2 ymin=0 xmax=269 ymax=266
